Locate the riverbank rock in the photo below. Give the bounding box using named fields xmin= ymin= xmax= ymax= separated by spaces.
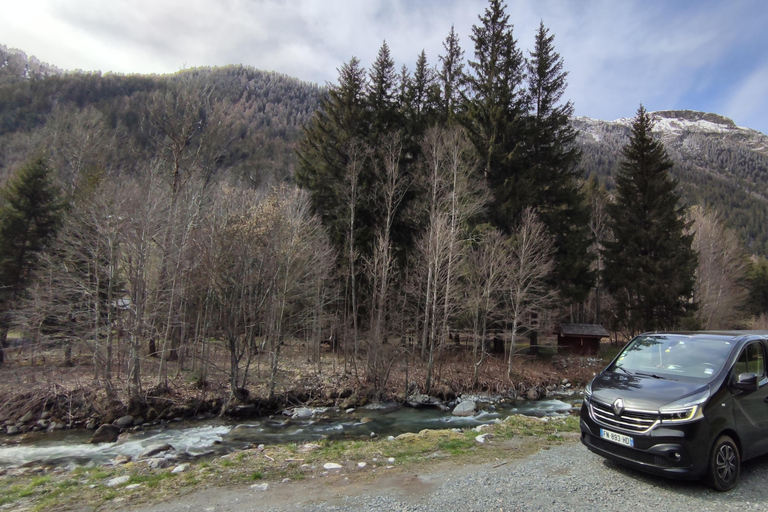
xmin=476 ymin=433 xmax=491 ymax=444
xmin=407 ymin=394 xmax=442 ymax=408
xmin=292 ymin=408 xmax=313 ymax=420
xmin=114 ymin=415 xmax=134 ymax=428
xmin=171 ymin=463 xmax=189 ymax=473
xmin=452 ymin=401 xmax=476 ymax=417
xmin=525 ymin=388 xmax=541 ymax=400
xmin=323 ymin=462 xmax=343 ymax=470
xmin=90 ymin=424 xmax=121 ymax=444
xmin=139 ymin=443 xmax=174 ymax=459
xmin=298 ymin=443 xmax=321 ymax=453
xmin=145 ymin=457 xmax=169 ymax=469
xmin=6 ymin=426 xmax=19 ymax=435
xmin=106 ymin=475 xmax=130 ymax=487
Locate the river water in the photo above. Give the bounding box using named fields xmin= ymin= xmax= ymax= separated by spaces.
xmin=0 ymin=397 xmax=581 ymax=469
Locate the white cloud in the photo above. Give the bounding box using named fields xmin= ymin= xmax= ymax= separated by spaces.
xmin=722 ymin=62 xmax=768 ymax=130
xmin=1 ymin=0 xmax=767 ymax=133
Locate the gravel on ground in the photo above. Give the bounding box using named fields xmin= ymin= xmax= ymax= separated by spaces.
xmin=122 ymin=436 xmax=768 ymax=512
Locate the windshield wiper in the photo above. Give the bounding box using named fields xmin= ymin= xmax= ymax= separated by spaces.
xmin=635 ymin=371 xmax=677 ymax=381
xmin=614 ymin=366 xmax=634 ymax=376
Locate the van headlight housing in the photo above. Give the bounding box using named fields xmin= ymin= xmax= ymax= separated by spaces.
xmin=583 ymin=379 xmax=593 ymax=403
xmin=659 ymin=389 xmax=709 ymax=424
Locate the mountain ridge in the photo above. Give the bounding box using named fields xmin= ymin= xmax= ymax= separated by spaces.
xmin=575 ymin=110 xmax=768 ymax=254
xmin=2 ymin=43 xmax=768 ymax=254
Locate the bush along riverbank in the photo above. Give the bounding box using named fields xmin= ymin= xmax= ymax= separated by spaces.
xmin=0 ymin=354 xmax=601 ymax=439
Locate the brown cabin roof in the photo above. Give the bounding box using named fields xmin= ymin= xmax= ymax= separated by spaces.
xmin=557 ymin=323 xmax=610 ymax=338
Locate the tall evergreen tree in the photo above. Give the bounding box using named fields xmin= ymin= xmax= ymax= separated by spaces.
xmin=462 ymin=0 xmax=526 ymax=229
xmin=524 ymin=21 xmax=594 ymax=307
xmin=438 ymin=25 xmax=465 ymax=123
xmin=406 ymin=50 xmax=440 ymax=134
xmin=296 ymin=57 xmax=370 ymax=248
xmin=367 ymin=41 xmax=401 ymax=139
xmin=602 ymin=105 xmax=697 ymax=334
xmin=0 ymin=156 xmax=63 ymax=363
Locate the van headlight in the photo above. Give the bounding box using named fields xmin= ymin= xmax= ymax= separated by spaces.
xmin=659 ymin=389 xmax=709 ymax=424
xmin=583 ymin=379 xmax=593 ymax=403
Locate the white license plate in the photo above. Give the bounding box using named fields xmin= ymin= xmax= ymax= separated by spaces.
xmin=600 ymin=428 xmax=634 ymax=447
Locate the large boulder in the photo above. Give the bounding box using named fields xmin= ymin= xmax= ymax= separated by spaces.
xmin=114 ymin=415 xmax=134 ymax=428
xmin=89 ymin=424 xmax=121 ymax=444
xmin=291 ymin=408 xmax=313 ymax=420
xmin=139 ymin=443 xmax=174 ymax=459
xmin=525 ymin=388 xmax=540 ymax=401
xmin=452 ymin=400 xmax=477 ymax=417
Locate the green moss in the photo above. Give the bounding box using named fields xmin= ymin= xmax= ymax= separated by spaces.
xmin=437 ymin=438 xmax=476 ymax=455
xmin=129 ymin=472 xmax=175 ymax=488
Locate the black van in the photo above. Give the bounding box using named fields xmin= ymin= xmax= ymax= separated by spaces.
xmin=580 ymin=331 xmax=768 ymax=491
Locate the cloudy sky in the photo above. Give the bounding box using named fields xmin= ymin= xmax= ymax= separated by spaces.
xmin=3 ymin=0 xmax=768 ymax=134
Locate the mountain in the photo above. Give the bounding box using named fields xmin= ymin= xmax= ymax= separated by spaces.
xmin=574 ymin=110 xmax=768 ymax=254
xmin=2 ymin=44 xmax=767 ymax=254
xmin=0 ymin=45 xmax=322 ymax=187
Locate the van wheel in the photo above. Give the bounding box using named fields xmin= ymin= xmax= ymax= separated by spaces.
xmin=706 ymin=435 xmax=740 ymax=491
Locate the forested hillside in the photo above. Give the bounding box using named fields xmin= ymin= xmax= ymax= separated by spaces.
xmin=4 ymin=43 xmax=767 ymax=255
xmin=575 ymin=111 xmax=768 ymax=255
xmin=0 ymin=43 xmax=322 ymax=188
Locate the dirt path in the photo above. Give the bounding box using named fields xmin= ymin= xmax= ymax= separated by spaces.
xmin=120 ymin=436 xmax=768 ymax=512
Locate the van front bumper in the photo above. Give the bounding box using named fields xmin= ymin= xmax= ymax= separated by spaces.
xmin=580 ymin=401 xmax=711 ymax=479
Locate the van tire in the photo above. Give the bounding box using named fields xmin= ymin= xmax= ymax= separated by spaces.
xmin=706 ymin=435 xmax=740 ymax=491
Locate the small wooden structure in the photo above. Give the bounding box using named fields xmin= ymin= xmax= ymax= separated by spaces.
xmin=556 ymin=323 xmax=610 ymax=355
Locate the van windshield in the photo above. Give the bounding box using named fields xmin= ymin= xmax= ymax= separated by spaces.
xmin=612 ymin=335 xmax=735 ymax=380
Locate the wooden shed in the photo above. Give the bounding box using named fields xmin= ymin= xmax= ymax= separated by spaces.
xmin=556 ymin=323 xmax=610 ymax=355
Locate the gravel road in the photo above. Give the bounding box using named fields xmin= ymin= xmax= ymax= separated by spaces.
xmin=125 ymin=437 xmax=768 ymax=512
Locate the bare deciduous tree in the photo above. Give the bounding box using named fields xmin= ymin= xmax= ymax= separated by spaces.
xmin=121 ymin=172 xmax=167 ymax=408
xmin=463 ymin=227 xmax=509 ymax=387
xmin=197 ymin=185 xmax=334 ymax=403
xmin=415 ymin=126 xmax=485 ymax=392
xmin=689 ymin=206 xmax=749 ymax=329
xmin=505 ymin=208 xmax=556 ymax=376
xmin=143 ymin=80 xmax=234 ymax=387
xmin=366 ymin=132 xmax=409 ymax=392
xmin=341 ymin=140 xmax=368 ymax=377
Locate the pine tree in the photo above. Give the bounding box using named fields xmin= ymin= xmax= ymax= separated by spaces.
xmin=367 ymin=41 xmax=401 ymax=139
xmin=524 ymin=21 xmax=594 ymax=307
xmin=438 ymin=25 xmax=465 ymax=123
xmin=0 ymin=156 xmax=63 ymax=364
xmin=602 ymin=105 xmax=697 ymax=334
xmin=462 ymin=0 xmax=526 ymax=229
xmin=296 ymin=57 xmax=370 ymax=248
xmin=406 ymin=50 xmax=440 ymax=134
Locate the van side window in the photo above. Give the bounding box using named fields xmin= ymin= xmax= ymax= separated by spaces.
xmin=733 ymin=343 xmax=766 ymax=378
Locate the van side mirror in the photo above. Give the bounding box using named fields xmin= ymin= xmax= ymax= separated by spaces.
xmin=733 ymin=372 xmax=758 ymax=392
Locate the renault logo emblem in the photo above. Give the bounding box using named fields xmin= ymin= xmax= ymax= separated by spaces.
xmin=612 ymin=398 xmax=625 ymax=416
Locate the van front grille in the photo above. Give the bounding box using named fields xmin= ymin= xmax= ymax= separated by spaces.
xmin=589 ymin=399 xmax=659 ymax=434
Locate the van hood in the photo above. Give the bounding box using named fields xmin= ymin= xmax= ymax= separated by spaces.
xmin=589 ymin=371 xmax=709 ymax=411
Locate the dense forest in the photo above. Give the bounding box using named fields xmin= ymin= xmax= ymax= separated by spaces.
xmin=0 ymin=43 xmax=323 ymax=188
xmin=1 ymin=0 xmax=767 ymax=417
